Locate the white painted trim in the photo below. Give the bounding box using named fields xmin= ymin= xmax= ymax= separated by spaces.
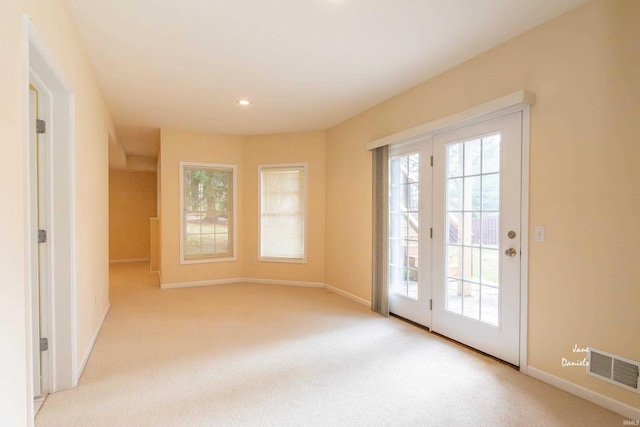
xmin=324 ymin=284 xmax=371 ymax=307
xmin=519 ymin=105 xmax=531 ymax=374
xmin=69 ymin=91 xmax=78 ymax=388
xmin=161 ymin=277 xmax=325 ymax=290
xmin=527 ymin=366 xmax=640 ymax=420
xmin=246 ymin=278 xmax=324 ymax=288
xmin=109 ymin=258 xmax=150 ymax=264
xmin=76 ymin=303 xmax=110 ymax=382
xmin=366 ymin=90 xmax=536 ymax=150
xmin=161 ymin=278 xmax=246 ymax=289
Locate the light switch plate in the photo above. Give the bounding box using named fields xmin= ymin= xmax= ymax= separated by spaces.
xmin=534 ymin=226 xmax=546 ymax=242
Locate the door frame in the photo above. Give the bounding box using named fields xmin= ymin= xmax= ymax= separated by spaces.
xmin=371 ymin=91 xmax=532 ymax=372
xmin=23 ymin=15 xmax=77 ymax=419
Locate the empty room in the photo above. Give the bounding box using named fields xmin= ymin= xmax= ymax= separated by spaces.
xmin=1 ymin=0 xmax=639 ymax=425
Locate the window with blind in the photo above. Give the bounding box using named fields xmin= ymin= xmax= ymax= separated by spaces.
xmin=259 ymin=164 xmax=306 ymax=262
xmin=180 ymin=162 xmax=236 ymax=263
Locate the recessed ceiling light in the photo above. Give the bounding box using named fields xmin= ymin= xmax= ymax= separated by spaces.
xmin=237 ymin=99 xmax=251 ymax=106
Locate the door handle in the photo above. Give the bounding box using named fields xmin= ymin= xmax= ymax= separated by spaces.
xmin=505 ymin=248 xmax=517 ymax=257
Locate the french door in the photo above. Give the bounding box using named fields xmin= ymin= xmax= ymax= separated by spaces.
xmin=388 ymin=112 xmax=523 ymax=366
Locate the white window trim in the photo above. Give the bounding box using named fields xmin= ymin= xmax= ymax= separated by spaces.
xmin=179 ymin=161 xmax=238 ymax=264
xmin=258 ymin=163 xmax=308 ymax=264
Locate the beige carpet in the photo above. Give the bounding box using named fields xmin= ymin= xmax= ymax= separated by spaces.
xmin=35 ymin=262 xmax=623 ymax=426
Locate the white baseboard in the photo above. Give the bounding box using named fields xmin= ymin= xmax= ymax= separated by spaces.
xmin=245 ymin=278 xmax=324 ymax=288
xmin=527 ymin=366 xmax=640 ymax=420
xmin=109 ymin=258 xmax=150 ymax=264
xmin=161 ymin=278 xmax=245 ymax=289
xmin=161 ymin=277 xmax=326 ymax=290
xmin=76 ymin=303 xmax=110 ymax=381
xmin=160 ymin=277 xmax=370 ymax=308
xmin=324 ymin=283 xmax=371 ymax=307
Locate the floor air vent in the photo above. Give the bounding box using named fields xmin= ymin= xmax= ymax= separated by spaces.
xmin=587 ymin=348 xmax=640 ymax=394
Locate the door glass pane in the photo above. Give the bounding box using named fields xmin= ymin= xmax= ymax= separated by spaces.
xmin=389 ymin=152 xmax=420 ymax=300
xmin=463 ymin=212 xmax=480 ymax=246
xmin=463 ymin=282 xmax=480 ymax=320
xmin=447 ymin=245 xmax=462 ymax=280
xmin=447 ymin=143 xmax=463 ymax=177
xmin=464 ymin=247 xmax=480 ymax=283
xmin=482 ymin=135 xmax=501 ymax=174
xmin=464 ymin=176 xmax=481 ymax=211
xmin=448 ymin=212 xmax=462 ymax=244
xmin=482 ymin=174 xmax=500 ymax=211
xmin=447 ymin=279 xmax=462 ymax=314
xmin=481 ymin=212 xmax=499 ymax=249
xmin=464 ymin=139 xmax=481 ymax=176
xmin=447 ymin=178 xmax=462 ymax=210
xmin=445 ymin=133 xmax=501 ymax=326
xmin=481 ymin=248 xmax=499 ymax=286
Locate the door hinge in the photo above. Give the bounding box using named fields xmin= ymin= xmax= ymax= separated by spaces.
xmin=40 ymin=337 xmax=48 ymax=352
xmin=430 ymin=299 xmax=433 ymax=310
xmin=430 ymin=228 xmax=433 ymax=238
xmin=36 ymin=119 xmax=46 ymax=134
xmin=38 ymin=229 xmax=46 ymax=243
xmin=430 ymin=156 xmax=433 ymax=167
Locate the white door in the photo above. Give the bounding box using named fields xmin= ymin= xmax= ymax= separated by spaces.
xmin=388 ymin=140 xmax=432 ymax=327
xmin=29 ymin=83 xmax=50 ymax=398
xmin=432 ymin=112 xmax=522 ymax=365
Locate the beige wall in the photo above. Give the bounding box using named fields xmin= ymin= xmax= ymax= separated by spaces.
xmin=0 ymin=1 xmax=30 ymax=423
xmin=242 ymin=132 xmax=326 ymax=283
xmin=160 ymin=129 xmax=244 ymax=285
xmin=1 ymin=0 xmax=115 ymax=423
xmin=109 ymin=171 xmax=158 ymax=261
xmin=326 ymin=0 xmax=640 ymax=409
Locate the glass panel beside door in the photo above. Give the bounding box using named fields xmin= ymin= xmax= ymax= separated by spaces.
xmin=389 ymin=152 xmax=420 ymax=300
xmin=388 ymin=141 xmax=432 ymax=328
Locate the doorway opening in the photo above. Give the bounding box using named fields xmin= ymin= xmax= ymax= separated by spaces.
xmin=385 ymin=105 xmax=530 ymax=368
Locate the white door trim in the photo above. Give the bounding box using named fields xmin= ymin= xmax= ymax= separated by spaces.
xmin=518 ymin=105 xmax=531 ymax=374
xmin=23 ymin=15 xmax=77 ymax=422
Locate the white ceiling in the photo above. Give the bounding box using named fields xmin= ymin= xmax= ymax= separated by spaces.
xmin=65 ymin=0 xmax=589 ymax=157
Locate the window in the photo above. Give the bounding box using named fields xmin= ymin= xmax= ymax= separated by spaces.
xmin=259 ymin=164 xmax=306 ymax=262
xmin=181 ymin=162 xmax=236 ymax=263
